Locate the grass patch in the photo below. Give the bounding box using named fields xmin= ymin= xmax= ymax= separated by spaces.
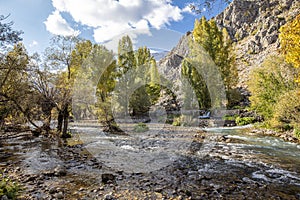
xmin=0 ymin=172 xmax=19 ymax=199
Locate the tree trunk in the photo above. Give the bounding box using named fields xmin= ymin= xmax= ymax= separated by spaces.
xmin=57 ymin=110 xmax=63 ymax=133
xmin=42 ymin=114 xmax=51 ymax=134
xmin=61 ymin=103 xmax=70 ymax=138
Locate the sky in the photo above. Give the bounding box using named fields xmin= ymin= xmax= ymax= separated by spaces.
xmin=0 ymin=0 xmax=228 ymax=54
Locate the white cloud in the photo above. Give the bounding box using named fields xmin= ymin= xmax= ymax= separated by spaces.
xmin=47 ymin=0 xmax=185 ymax=44
xmin=182 ymin=5 xmax=193 ymax=14
xmin=44 ymin=10 xmax=80 ymax=36
xmin=29 ymin=40 xmax=38 ymax=48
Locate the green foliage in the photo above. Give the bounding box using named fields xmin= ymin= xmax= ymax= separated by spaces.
xmin=130 ymin=86 xmax=151 ymax=117
xmin=222 ymin=114 xmax=238 ymax=121
xmin=294 ymin=128 xmax=300 ymax=139
xmin=235 ymin=116 xmax=255 ymax=126
xmin=0 ymin=15 xmax=23 ymax=48
xmin=172 ymin=117 xmax=182 ymax=126
xmin=181 ymin=59 xmax=211 ymax=109
xmin=0 ymin=172 xmax=19 ymax=199
xmin=133 ymin=122 xmax=149 ymax=133
xmin=270 ymin=89 xmax=300 ymax=131
xmin=248 ymin=56 xmax=297 ymax=120
xmin=193 ymin=17 xmax=238 ymax=91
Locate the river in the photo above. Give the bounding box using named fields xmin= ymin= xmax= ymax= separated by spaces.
xmin=0 ymin=122 xmax=300 ymax=199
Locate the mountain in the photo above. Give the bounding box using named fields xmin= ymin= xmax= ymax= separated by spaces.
xmin=150 ymin=48 xmax=169 ymax=62
xmin=157 ymin=0 xmax=300 ymax=105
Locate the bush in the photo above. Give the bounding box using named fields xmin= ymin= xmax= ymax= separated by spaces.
xmin=248 ymin=56 xmax=297 ymax=120
xmin=133 ymin=122 xmax=149 ymax=133
xmin=222 ymin=114 xmax=239 ymax=121
xmin=294 ymin=128 xmax=300 ymax=139
xmin=235 ymin=116 xmax=255 ymax=126
xmin=0 ymin=173 xmax=19 ymax=199
xmin=270 ymin=89 xmax=300 ymax=130
xmin=172 ymin=117 xmax=181 ymax=126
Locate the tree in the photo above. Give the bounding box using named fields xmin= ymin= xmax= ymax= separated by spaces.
xmin=193 ymin=17 xmax=237 ymax=91
xmin=0 ymin=43 xmax=41 ymax=128
xmin=129 ymin=47 xmax=153 ymax=118
xmin=116 ymin=36 xmax=136 ymax=117
xmin=0 ymin=15 xmax=23 ymax=49
xmin=190 ymin=16 xmax=237 ymax=108
xmin=71 ymin=42 xmax=121 ymax=132
xmin=248 ymin=56 xmax=297 ymax=121
xmin=45 ymin=35 xmax=79 ymax=138
xmin=181 ymin=59 xmax=211 ymax=109
xmin=146 ymin=59 xmax=161 ymax=105
xmin=29 ymin=65 xmax=58 ymax=134
xmin=271 ymin=89 xmax=300 ymax=131
xmin=279 ymin=14 xmax=300 ymax=82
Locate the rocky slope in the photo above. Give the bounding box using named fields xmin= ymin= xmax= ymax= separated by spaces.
xmin=158 ymin=0 xmax=300 ymax=99
xmin=215 ymin=0 xmax=300 ymax=89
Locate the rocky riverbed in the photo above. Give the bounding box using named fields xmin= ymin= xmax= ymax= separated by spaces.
xmin=1 ymin=123 xmax=300 ymax=199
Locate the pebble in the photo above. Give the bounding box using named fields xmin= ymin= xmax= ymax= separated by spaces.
xmin=53 ymin=192 xmax=64 ymax=199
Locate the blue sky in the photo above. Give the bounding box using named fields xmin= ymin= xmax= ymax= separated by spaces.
xmin=0 ymin=0 xmax=227 ymax=54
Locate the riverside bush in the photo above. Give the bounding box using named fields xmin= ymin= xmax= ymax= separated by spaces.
xmin=0 ymin=173 xmax=19 ymax=199
xmin=270 ymin=89 xmax=300 ymax=131
xmin=235 ymin=116 xmax=255 ymax=126
xmin=133 ymin=122 xmax=149 ymax=132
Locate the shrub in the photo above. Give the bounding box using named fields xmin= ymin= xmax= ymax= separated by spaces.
xmin=172 ymin=117 xmax=181 ymax=126
xmin=294 ymin=128 xmax=300 ymax=139
xmin=248 ymin=56 xmax=297 ymax=120
xmin=133 ymin=122 xmax=149 ymax=133
xmin=271 ymin=89 xmax=300 ymax=130
xmin=0 ymin=173 xmax=19 ymax=199
xmin=235 ymin=116 xmax=255 ymax=126
xmin=222 ymin=114 xmax=239 ymax=121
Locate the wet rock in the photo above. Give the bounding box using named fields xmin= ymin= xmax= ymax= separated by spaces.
xmin=53 ymin=192 xmax=64 ymax=199
xmin=102 ymin=173 xmax=116 ymax=184
xmin=49 ymin=187 xmax=57 ymax=194
xmin=54 ymin=165 xmax=67 ymax=176
xmin=1 ymin=195 xmax=8 ymax=200
xmin=104 ymin=193 xmax=115 ymax=200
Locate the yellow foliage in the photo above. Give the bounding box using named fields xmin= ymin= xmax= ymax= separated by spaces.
xmin=279 ymin=14 xmax=300 ymax=82
xmin=271 ymin=89 xmax=300 ymax=130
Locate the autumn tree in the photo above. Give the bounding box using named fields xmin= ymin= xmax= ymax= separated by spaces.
xmin=0 ymin=43 xmax=42 ymax=128
xmin=279 ymin=14 xmax=300 ymax=83
xmin=74 ymin=43 xmax=120 ymax=132
xmin=45 ymin=35 xmax=79 ymax=138
xmin=248 ymin=56 xmax=297 ymax=121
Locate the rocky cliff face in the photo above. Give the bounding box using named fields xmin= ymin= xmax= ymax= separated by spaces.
xmin=158 ymin=0 xmax=300 ymax=97
xmin=215 ymin=0 xmax=300 ymax=89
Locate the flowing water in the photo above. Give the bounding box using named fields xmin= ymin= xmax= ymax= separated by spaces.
xmin=1 ymin=122 xmax=300 ymax=199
